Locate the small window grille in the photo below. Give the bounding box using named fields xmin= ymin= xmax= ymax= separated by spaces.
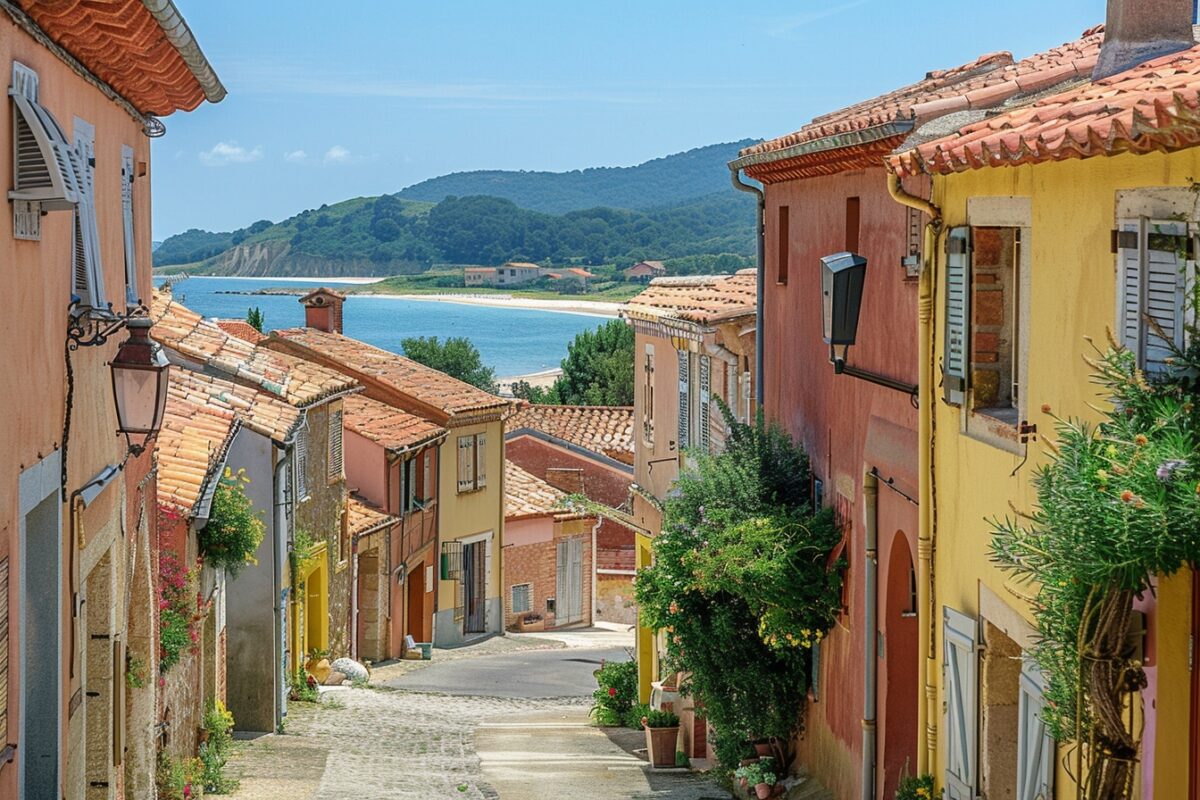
xmin=511 ymin=583 xmax=532 ymax=614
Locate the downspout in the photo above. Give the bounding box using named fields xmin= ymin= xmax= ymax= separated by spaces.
xmin=273 ymin=445 xmax=290 ymax=727
xmin=886 ymin=173 xmax=941 ymax=773
xmin=729 ymin=168 xmax=765 ymax=408
xmin=590 ymin=516 xmax=601 ymax=625
xmin=862 ymin=470 xmax=878 ymax=800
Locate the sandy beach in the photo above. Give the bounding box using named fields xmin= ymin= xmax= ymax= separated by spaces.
xmin=354 ymin=291 xmax=621 ymax=318
xmin=496 ymin=367 xmax=562 ymax=397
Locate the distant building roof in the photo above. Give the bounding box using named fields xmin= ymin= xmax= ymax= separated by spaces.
xmin=503 ymin=262 xmax=542 ymax=269
xmin=213 ymin=319 xmax=267 ymax=344
xmin=623 ymin=270 xmax=758 ymax=326
xmin=12 ymin=0 xmax=226 ymax=115
xmin=505 ymin=461 xmax=584 ymax=520
xmin=627 ymin=261 xmax=666 ymax=274
xmin=731 ymin=28 xmax=1103 ymax=181
xmin=565 ymin=268 xmax=595 ymax=278
xmin=465 ymin=267 xmax=497 ymax=274
xmin=156 ymin=370 xmax=239 ymax=516
xmin=347 ymin=496 xmax=398 ymax=537
xmin=343 ymin=394 xmax=447 ymax=452
xmin=168 ymin=367 xmax=301 ymax=445
xmin=299 ymin=287 xmax=346 ymax=304
xmin=506 ymin=404 xmax=634 ymax=465
xmin=268 ymin=327 xmax=510 ymax=421
xmin=890 ymin=40 xmax=1200 ymax=177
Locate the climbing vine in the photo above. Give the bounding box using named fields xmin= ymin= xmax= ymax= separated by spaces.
xmin=635 ymin=407 xmax=843 ymax=770
xmin=989 ymin=336 xmax=1200 ymax=799
xmin=199 ymin=468 xmax=265 ymax=577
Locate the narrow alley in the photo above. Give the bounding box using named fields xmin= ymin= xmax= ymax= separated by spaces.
xmin=225 ymin=630 xmax=731 ymax=800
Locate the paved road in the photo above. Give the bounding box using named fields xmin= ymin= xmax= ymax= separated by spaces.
xmin=382 ymin=646 xmax=629 ymax=698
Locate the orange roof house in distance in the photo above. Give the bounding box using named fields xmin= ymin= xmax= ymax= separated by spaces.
xmin=214 ymin=318 xmax=268 ymax=344
xmin=625 ymin=260 xmax=667 ymax=282
xmin=502 ymin=461 xmax=595 ymax=632
xmin=507 ymin=404 xmax=634 ymax=465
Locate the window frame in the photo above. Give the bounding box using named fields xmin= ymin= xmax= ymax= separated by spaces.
xmin=510 ymin=582 xmax=532 ymax=614
xmin=455 ymin=433 xmax=488 ymax=494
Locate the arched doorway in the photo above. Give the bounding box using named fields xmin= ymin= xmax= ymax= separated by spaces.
xmin=881 ymin=531 xmax=918 ymax=799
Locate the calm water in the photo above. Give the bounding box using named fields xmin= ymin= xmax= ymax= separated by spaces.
xmin=152 ymin=276 xmax=606 ymax=377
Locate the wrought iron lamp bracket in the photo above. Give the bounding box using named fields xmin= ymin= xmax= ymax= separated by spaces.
xmin=67 ymin=298 xmax=148 ymax=350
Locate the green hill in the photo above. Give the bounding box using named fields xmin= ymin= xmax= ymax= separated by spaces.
xmin=396 ymin=140 xmax=757 ymax=214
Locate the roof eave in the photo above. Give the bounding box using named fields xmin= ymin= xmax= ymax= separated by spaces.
xmin=140 ymin=0 xmax=226 ymax=105
xmin=728 ymin=120 xmax=917 ymax=172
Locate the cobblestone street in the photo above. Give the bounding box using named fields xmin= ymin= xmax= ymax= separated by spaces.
xmin=226 ymin=632 xmax=730 ymax=799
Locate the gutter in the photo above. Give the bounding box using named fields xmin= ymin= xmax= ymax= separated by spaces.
xmin=728 ymin=168 xmax=765 ymax=408
xmin=141 ymin=0 xmax=227 ymax=104
xmin=861 ymin=470 xmax=879 ymax=800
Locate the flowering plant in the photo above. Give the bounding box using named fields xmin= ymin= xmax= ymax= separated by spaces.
xmin=158 ymin=545 xmax=200 ymax=673
xmin=894 ymin=773 xmax=936 ymax=800
xmin=590 ymin=658 xmax=637 ymax=726
xmin=199 ymin=468 xmax=265 ymax=576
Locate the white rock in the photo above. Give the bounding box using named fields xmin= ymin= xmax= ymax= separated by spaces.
xmin=330 ymin=657 xmax=369 ymax=683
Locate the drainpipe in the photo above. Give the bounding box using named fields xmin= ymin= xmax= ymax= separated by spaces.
xmin=273 ymin=447 xmax=290 ymax=727
xmin=862 ymin=470 xmax=879 ymax=800
xmin=729 ymin=168 xmax=765 ymax=408
xmin=886 ymin=173 xmax=941 ymax=773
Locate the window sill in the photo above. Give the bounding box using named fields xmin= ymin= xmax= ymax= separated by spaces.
xmin=964 ymin=408 xmax=1023 ymax=455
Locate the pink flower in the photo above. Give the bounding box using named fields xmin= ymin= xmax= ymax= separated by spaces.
xmin=159 ymin=677 xmax=165 ymax=687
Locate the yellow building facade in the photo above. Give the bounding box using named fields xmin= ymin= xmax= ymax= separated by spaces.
xmin=893 ymin=123 xmax=1200 ymax=799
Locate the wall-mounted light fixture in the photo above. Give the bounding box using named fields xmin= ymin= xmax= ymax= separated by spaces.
xmin=109 ymin=317 xmax=169 ymax=457
xmin=820 ymin=252 xmax=918 ymax=399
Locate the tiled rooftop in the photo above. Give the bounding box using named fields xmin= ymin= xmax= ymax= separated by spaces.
xmin=507 ymin=404 xmax=634 ymax=465
xmin=214 ymin=319 xmax=267 ymax=344
xmin=156 ymin=369 xmax=239 ymax=515
xmin=890 ymin=41 xmax=1200 ymax=176
xmin=14 ymin=0 xmax=225 ymax=115
xmin=623 ymin=270 xmax=757 ymax=326
xmin=505 ymin=461 xmax=568 ymax=520
xmin=735 ymin=28 xmax=1102 ymax=180
xmin=343 ymin=394 xmax=447 ymax=452
xmin=151 ymin=291 xmax=358 ymax=408
xmin=347 ymin=496 xmax=398 ymax=536
xmin=268 ymin=327 xmax=509 ymax=419
xmin=169 ymin=367 xmax=301 ymax=445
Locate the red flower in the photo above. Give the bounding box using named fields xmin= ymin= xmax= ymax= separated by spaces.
xmin=608 ymin=687 xmax=617 ymax=697
xmin=1120 ymin=490 xmax=1135 ymax=504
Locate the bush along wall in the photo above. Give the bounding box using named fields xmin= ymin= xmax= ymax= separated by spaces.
xmin=635 ymin=406 xmax=844 ymax=771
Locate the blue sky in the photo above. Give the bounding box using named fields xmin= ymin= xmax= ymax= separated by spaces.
xmin=151 ymin=0 xmax=1099 ymax=239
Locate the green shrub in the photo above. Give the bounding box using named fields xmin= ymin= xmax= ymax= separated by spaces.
xmin=200 ymin=470 xmax=265 ymax=576
xmin=288 ymin=670 xmax=319 ymax=703
xmin=624 ymin=702 xmax=651 ymax=730
xmin=199 ymin=699 xmax=238 ymax=794
xmin=735 ymin=758 xmax=778 ymax=787
xmin=642 ymin=708 xmax=679 ymax=728
xmin=590 ymin=658 xmax=637 ymax=726
xmin=894 ymin=773 xmax=936 ymax=800
xmin=156 ymin=752 xmax=204 ymax=800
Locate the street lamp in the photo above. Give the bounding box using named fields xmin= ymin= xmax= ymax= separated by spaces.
xmin=110 ymin=317 xmax=169 ymax=457
xmin=819 ymin=251 xmax=918 ymax=398
xmin=820 ymin=251 xmax=868 ymax=373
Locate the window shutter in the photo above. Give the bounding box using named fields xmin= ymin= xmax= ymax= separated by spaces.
xmin=677 ymin=350 xmax=690 ymax=450
xmin=422 ymin=449 xmax=433 ymax=503
xmin=457 ymin=436 xmax=474 ymax=492
xmin=1144 ymin=219 xmax=1188 ymax=372
xmin=511 ymin=583 xmax=532 ymax=614
xmin=943 ymin=227 xmax=971 ymax=404
xmin=120 ymin=145 xmax=138 ymax=307
xmin=943 ymin=606 xmax=979 ymax=800
xmin=71 ymin=120 xmax=107 ymax=314
xmin=406 ymin=457 xmax=418 ymax=510
xmin=1016 ymin=658 xmax=1053 ymax=800
xmin=475 ymin=433 xmax=487 ymax=489
xmin=0 ymin=557 xmax=8 ymax=741
xmin=112 ymin=639 xmax=125 ymax=766
xmin=1116 ymin=218 xmax=1143 ymax=358
xmin=295 ymin=429 xmax=309 ymax=498
xmin=699 ymin=355 xmax=711 ymax=454
xmin=327 ymin=409 xmax=343 ymax=479
xmin=9 ymin=62 xmax=79 ymax=232
xmin=642 ymin=344 xmax=655 ymax=443
xmin=742 ymin=371 xmax=752 ymax=423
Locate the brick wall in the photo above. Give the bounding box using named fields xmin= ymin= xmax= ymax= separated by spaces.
xmin=971 ymin=227 xmax=1016 ymax=409
xmin=502 ymin=518 xmax=593 ymax=630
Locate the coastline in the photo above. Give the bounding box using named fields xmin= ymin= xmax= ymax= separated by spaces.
xmin=353 ymin=291 xmax=621 ymax=318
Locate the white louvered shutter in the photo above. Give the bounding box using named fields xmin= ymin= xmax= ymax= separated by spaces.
xmin=943 ymin=606 xmax=978 ymax=800
xmin=742 ymin=370 xmax=752 ymax=423
xmin=642 ymin=344 xmax=655 ymax=444
xmin=422 ymin=449 xmax=433 ymax=502
xmin=475 ymin=433 xmax=487 ymax=489
xmin=295 ymin=429 xmax=309 ymax=499
xmin=328 ymin=409 xmax=343 ymax=479
xmin=9 ymin=61 xmax=79 ymax=241
xmin=944 ymin=227 xmax=971 ymax=404
xmin=71 ymin=119 xmax=107 ymax=314
xmin=457 ymin=436 xmax=475 ymax=492
xmin=1116 ymin=218 xmax=1143 ymax=359
xmin=1144 ymin=220 xmax=1188 ymax=372
xmin=677 ymin=350 xmax=690 ymax=450
xmin=120 ymin=145 xmax=138 ymax=307
xmin=1016 ymin=659 xmax=1053 ymax=800
xmin=725 ymin=361 xmax=737 ymax=424
xmin=699 ymin=355 xmax=711 ymax=454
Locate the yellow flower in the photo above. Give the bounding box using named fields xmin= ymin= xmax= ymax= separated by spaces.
xmin=1096 ymin=469 xmax=1109 ymax=482
xmin=1106 ymin=445 xmax=1118 ymax=458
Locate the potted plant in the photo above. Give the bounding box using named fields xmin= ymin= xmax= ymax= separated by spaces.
xmin=517 ymin=613 xmax=545 ymax=632
xmin=305 ymin=647 xmax=332 ymax=684
xmin=734 ymin=759 xmax=778 ymax=799
xmin=641 ymin=708 xmax=681 ymax=768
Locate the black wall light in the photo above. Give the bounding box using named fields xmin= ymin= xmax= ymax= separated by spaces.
xmin=819 ymin=252 xmax=917 ymax=398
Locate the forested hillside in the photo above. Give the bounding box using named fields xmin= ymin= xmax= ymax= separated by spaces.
xmin=396 ymin=140 xmax=757 ymax=213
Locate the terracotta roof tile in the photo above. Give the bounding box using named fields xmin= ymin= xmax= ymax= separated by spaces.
xmin=737 ymin=29 xmax=1103 ymax=181
xmin=268 ymin=328 xmax=509 ymax=419
xmin=151 ymin=291 xmax=357 ymax=408
xmin=13 ymin=0 xmax=224 ymax=115
xmin=622 ymin=270 xmax=757 ymax=326
xmin=505 ymin=461 xmax=569 ymax=520
xmin=890 ymin=42 xmax=1200 ymax=176
xmin=347 ymin=497 xmax=398 ymax=537
xmin=169 ymin=368 xmax=300 ymax=445
xmin=343 ymin=394 xmax=447 ymax=452
xmin=506 ymin=405 xmax=634 ymax=465
xmin=155 ymin=369 xmax=238 ymax=515
xmin=213 ymin=319 xmax=267 ymax=344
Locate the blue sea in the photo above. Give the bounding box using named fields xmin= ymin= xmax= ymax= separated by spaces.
xmin=151 ymin=276 xmax=606 ymax=377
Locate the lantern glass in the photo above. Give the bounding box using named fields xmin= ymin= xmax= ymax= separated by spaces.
xmin=820 ymin=251 xmax=868 ymax=347
xmin=110 ymin=318 xmax=169 ymax=454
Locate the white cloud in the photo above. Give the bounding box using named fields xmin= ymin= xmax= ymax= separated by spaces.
xmin=198 ymin=141 xmax=263 ymax=166
xmin=768 ymin=1 xmax=868 ymax=39
xmin=323 ymin=145 xmax=353 ymax=165
xmin=283 ymin=149 xmax=308 ymax=162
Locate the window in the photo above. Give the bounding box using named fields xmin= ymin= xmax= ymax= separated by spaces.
xmin=776 ymin=205 xmax=790 ymax=284
xmin=327 ymin=409 xmax=344 ymax=480
xmin=642 ymin=344 xmax=655 ymax=444
xmin=698 ymin=354 xmax=711 ymax=454
xmin=511 ymin=583 xmax=532 ymax=614
xmin=845 ymin=196 xmax=860 ymax=253
xmin=456 ymin=433 xmax=487 ymax=493
xmin=677 ymin=350 xmax=690 ymax=450
xmin=1116 ymin=217 xmax=1192 ymax=373
xmin=9 ymin=62 xmax=79 ymax=241
xmin=294 ymin=428 xmax=309 ymax=499
xmin=401 ymin=456 xmax=418 ymax=513
xmin=120 ymin=145 xmax=138 ymax=307
xmin=421 ymin=449 xmax=433 ymax=503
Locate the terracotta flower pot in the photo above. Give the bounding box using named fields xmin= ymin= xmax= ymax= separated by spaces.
xmin=753 ymin=741 xmax=773 ymax=758
xmin=306 ymin=657 xmax=332 ymax=684
xmin=642 ymin=719 xmax=680 ymax=768
xmin=755 ymin=783 xmax=773 ymax=800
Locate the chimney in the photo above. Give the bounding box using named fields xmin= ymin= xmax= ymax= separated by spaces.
xmin=299 ymin=287 xmax=346 ymax=334
xmin=1092 ymin=0 xmax=1195 ymax=80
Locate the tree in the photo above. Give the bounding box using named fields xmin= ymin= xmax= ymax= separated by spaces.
xmin=246 ymin=307 xmax=264 ymax=332
xmin=401 ymin=336 xmax=497 ymax=393
xmin=533 ymin=320 xmax=633 ymax=406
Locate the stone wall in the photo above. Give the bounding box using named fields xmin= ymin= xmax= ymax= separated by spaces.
xmin=595 ymin=573 xmax=636 ymax=625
